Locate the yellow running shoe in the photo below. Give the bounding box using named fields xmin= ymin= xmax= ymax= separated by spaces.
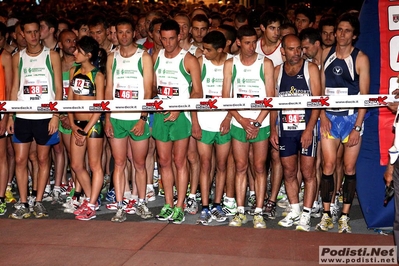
xmin=5 ymin=186 xmax=16 ymax=203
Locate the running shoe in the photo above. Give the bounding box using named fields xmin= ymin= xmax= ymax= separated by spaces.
xmin=5 ymin=186 xmax=16 ymax=203
xmin=63 ymin=197 xmax=81 ymax=213
xmin=247 ymin=194 xmax=256 ymax=207
xmin=277 ymin=196 xmax=290 ymax=208
xmin=277 ymin=184 xmax=286 ymax=200
xmin=32 ymin=202 xmax=49 ymax=218
xmin=60 ymin=183 xmax=68 ymax=196
xmin=338 ymin=215 xmax=351 ymax=233
xmin=136 ymin=203 xmax=153 ymax=219
xmin=42 ymin=190 xmax=53 ymax=202
xmin=278 ymin=211 xmax=300 ymax=227
xmin=315 ymin=213 xmax=334 ymax=232
xmin=228 ymin=212 xmax=247 ymax=227
xmin=51 ymin=189 xmax=63 ymax=204
xmin=331 ymin=204 xmax=339 ymax=224
xmin=264 ymin=200 xmax=277 ymax=220
xmin=156 ymin=204 xmax=174 ymax=221
xmin=0 ymin=200 xmax=6 ymax=215
xmin=111 ymin=207 xmax=127 ymax=223
xmin=311 ymin=201 xmax=323 ymax=218
xmin=73 ymin=200 xmax=89 ymax=216
xmin=171 ymin=206 xmax=185 ymax=224
xmin=9 ymin=205 xmax=31 ymax=219
xmin=125 ymin=199 xmax=137 ymax=214
xmin=106 ymin=187 xmax=116 ymax=202
xmin=185 ymin=197 xmax=198 ymax=215
xmin=296 ymin=212 xmax=311 ymax=232
xmin=211 ymin=205 xmax=227 ymax=222
xmin=253 ymin=213 xmax=266 ymax=229
xmin=75 ymin=207 xmax=96 ymax=221
xmin=282 ymin=204 xmax=291 ymax=217
xmin=222 ymin=198 xmax=237 ymax=216
xmin=28 ymin=196 xmax=36 ymax=212
xmin=13 ymin=199 xmax=23 ymax=210
xmin=195 ymin=189 xmax=201 ymax=201
xmin=106 ymin=198 xmax=129 ymax=211
xmin=146 ymin=188 xmax=156 ymax=202
xmin=196 ymin=209 xmax=212 ymax=225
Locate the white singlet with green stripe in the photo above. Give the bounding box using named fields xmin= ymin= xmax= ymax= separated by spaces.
xmin=231 ymin=53 xmax=269 ymax=129
xmin=111 ymin=48 xmax=145 ymax=120
xmin=198 ymin=54 xmax=233 ymax=132
xmin=154 ymin=49 xmax=192 ymax=120
xmin=17 ymin=47 xmax=55 ymax=119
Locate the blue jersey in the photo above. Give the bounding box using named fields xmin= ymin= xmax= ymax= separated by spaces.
xmin=324 ymin=46 xmax=360 ymax=116
xmin=276 ymin=60 xmax=315 ymax=137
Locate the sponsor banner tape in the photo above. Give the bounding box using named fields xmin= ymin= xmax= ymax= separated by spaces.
xmin=0 ymin=95 xmax=396 ymax=112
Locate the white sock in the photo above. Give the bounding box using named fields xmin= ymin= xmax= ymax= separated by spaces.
xmin=189 ymin=193 xmax=196 ymax=199
xmin=291 ymin=203 xmax=301 ymax=215
xmin=237 ymin=206 xmax=245 ymax=214
xmin=123 ymin=191 xmax=132 ymax=199
xmin=249 ymin=191 xmax=255 ymax=196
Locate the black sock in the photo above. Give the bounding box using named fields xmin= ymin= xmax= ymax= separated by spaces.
xmin=213 ymin=203 xmax=220 ymax=208
xmin=75 ymin=191 xmax=81 ymax=201
xmin=324 ymin=211 xmax=332 ymax=218
xmin=0 ymin=197 xmax=4 ymax=202
xmin=202 ymin=205 xmax=209 ymax=211
xmin=32 ymin=190 xmax=37 ymax=197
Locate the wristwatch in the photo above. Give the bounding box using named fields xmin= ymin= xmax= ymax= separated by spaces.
xmin=353 ymin=125 xmax=362 ymax=132
xmin=253 ymin=121 xmax=261 ymax=128
xmin=140 ymin=115 xmax=148 ymax=121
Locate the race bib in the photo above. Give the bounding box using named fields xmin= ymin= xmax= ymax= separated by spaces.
xmin=23 ymin=85 xmax=48 ymax=95
xmin=281 ymin=109 xmax=306 ymax=131
xmin=237 ymin=93 xmax=259 ymax=98
xmin=205 ymin=95 xmax=222 ymax=99
xmin=115 ymin=89 xmax=139 ymax=99
xmin=157 ymin=86 xmax=179 ymax=97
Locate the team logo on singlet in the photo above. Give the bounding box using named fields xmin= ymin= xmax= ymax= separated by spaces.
xmin=393 ymin=14 xmax=399 ymax=23
xmin=333 ymin=66 xmax=343 ymax=76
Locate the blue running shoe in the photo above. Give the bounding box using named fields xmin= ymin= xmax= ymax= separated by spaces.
xmin=106 ymin=187 xmax=116 ymax=202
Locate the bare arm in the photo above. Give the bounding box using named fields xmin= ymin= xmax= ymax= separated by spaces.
xmin=7 ymin=52 xmax=20 ymax=134
xmin=185 ymin=53 xmax=203 ymax=139
xmin=131 ymin=51 xmax=154 ymax=136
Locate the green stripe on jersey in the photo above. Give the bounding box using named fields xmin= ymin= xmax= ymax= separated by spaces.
xmin=179 ymin=58 xmax=192 ymax=85
xmin=259 ymin=63 xmax=265 ymax=83
xmin=138 ymin=57 xmax=143 ymax=76
xmin=201 ymin=63 xmax=206 ymax=82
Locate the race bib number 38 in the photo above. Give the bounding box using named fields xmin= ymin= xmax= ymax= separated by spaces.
xmin=23 ymin=85 xmax=48 ymax=95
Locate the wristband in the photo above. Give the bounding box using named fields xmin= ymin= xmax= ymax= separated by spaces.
xmin=77 ymin=129 xmax=88 ymax=136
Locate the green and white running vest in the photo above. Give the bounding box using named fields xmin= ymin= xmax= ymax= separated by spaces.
xmin=198 ymin=54 xmax=232 ymax=132
xmin=17 ymin=47 xmax=55 ymax=119
xmin=111 ymin=48 xmax=145 ymax=120
xmin=231 ymin=53 xmax=269 ymax=128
